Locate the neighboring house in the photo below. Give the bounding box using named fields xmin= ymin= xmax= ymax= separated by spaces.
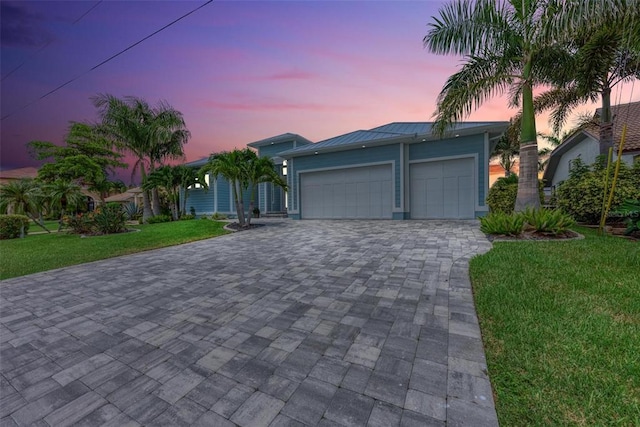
xmin=0 ymin=167 xmax=39 ymax=185
xmin=104 ymin=187 xmax=144 ymax=206
xmin=543 ymin=101 xmax=640 ymax=189
xmin=184 ymin=122 xmax=508 ymax=219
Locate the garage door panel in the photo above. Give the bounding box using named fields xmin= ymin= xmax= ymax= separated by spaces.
xmin=301 ymin=165 xmax=392 ymax=219
xmin=411 ymin=158 xmax=475 ymax=219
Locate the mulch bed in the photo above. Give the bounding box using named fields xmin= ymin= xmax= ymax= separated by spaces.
xmin=487 ymin=229 xmax=583 ymax=242
xmin=223 ymin=223 xmax=266 ymax=232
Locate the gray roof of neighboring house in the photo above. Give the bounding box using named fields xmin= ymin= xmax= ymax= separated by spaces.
xmin=184 ymin=157 xmax=209 ymax=168
xmin=277 ymin=121 xmax=509 ymax=157
xmin=247 ymin=133 xmax=314 ymax=148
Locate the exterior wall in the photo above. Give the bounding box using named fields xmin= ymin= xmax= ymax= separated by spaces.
xmin=254 ymin=142 xmax=291 ymax=213
xmin=551 ymin=137 xmax=599 ymax=187
xmin=257 ymin=141 xmax=295 ymax=158
xmin=286 ymin=144 xmax=401 ymax=217
xmin=408 ymin=134 xmax=488 ymax=217
xmin=183 ymin=174 xmax=252 ymax=217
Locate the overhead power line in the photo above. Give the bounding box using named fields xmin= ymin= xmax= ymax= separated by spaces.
xmin=1 ymin=0 xmax=213 ymax=121
xmin=1 ymin=1 xmax=103 ymax=82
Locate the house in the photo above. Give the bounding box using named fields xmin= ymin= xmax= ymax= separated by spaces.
xmin=0 ymin=167 xmax=39 ymax=185
xmin=543 ymin=101 xmax=640 ymax=189
xmin=104 ymin=187 xmax=144 ymax=206
xmin=184 ymin=122 xmax=508 ymax=219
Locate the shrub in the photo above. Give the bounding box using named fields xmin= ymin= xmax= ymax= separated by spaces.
xmin=199 ymin=215 xmax=209 ymax=220
xmin=521 ymin=208 xmax=576 ymax=234
xmin=480 ymin=212 xmax=525 ymax=236
xmin=555 ymin=158 xmax=640 ymax=224
xmin=64 ymin=212 xmax=95 ymax=234
xmin=147 ymin=214 xmax=172 ymax=224
xmin=123 ymin=202 xmax=142 ymax=221
xmin=0 ymin=215 xmax=30 ymax=239
xmin=211 ymin=212 xmax=228 ymax=220
xmin=611 ymin=199 xmax=640 ymax=236
xmin=180 ymin=214 xmax=195 ymax=220
xmin=93 ymin=203 xmax=127 ymax=234
xmin=487 ymin=175 xmax=544 ymax=214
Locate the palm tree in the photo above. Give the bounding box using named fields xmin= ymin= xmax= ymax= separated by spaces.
xmin=423 ymin=0 xmax=625 ymax=211
xmin=535 ymin=19 xmax=640 ymax=155
xmin=175 ymin=165 xmax=200 ymax=216
xmin=201 ymin=150 xmax=248 ymax=226
xmin=46 ymin=179 xmax=85 ymax=231
xmin=0 ymin=179 xmax=50 ymax=233
xmin=144 ymin=165 xmax=184 ymax=220
xmin=244 ymin=151 xmax=287 ymax=225
xmin=93 ymin=94 xmax=190 ymax=222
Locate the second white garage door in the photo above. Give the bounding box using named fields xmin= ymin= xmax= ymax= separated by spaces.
xmin=300 ymin=165 xmax=393 ymax=219
xmin=410 ymin=157 xmax=475 ymax=219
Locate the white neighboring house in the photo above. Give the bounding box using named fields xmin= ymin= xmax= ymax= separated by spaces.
xmin=543 ymin=101 xmax=640 ymax=190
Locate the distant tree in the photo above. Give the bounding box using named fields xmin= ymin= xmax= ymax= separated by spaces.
xmin=46 ymin=180 xmax=86 ymax=231
xmin=0 ymin=179 xmax=49 ymax=232
xmin=93 ymin=94 xmax=190 ymax=222
xmin=491 ymin=120 xmax=520 ymax=177
xmin=176 ymin=165 xmax=200 ymax=216
xmin=28 ymin=122 xmax=126 ymax=188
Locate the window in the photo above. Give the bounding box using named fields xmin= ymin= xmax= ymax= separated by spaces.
xmin=282 ymin=160 xmax=287 ymax=176
xmin=188 ymin=173 xmax=210 ymax=189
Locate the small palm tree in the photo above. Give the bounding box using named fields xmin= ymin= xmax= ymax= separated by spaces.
xmin=46 ymin=180 xmax=86 ymax=231
xmin=176 ymin=165 xmax=199 ymax=216
xmin=201 ymin=150 xmax=248 ymax=226
xmin=244 ymin=150 xmax=287 ymax=225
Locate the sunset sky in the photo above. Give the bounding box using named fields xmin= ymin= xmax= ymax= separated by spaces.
xmin=2 ymin=1 xmax=638 ymax=183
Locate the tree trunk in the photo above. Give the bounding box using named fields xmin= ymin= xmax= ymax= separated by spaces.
xmin=151 ymin=188 xmax=162 ymax=216
xmin=599 ymin=86 xmax=614 ymax=156
xmin=232 ymin=180 xmax=246 ymax=226
xmin=515 ymin=71 xmax=541 ymax=211
xmin=246 ymin=184 xmax=258 ymax=226
xmin=142 ymin=190 xmax=153 ymax=222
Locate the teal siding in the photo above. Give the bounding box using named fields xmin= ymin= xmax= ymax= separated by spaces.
xmin=288 ymin=144 xmax=401 ymax=211
xmin=409 ymin=134 xmax=487 ymax=206
xmin=185 ymin=187 xmax=213 ymax=216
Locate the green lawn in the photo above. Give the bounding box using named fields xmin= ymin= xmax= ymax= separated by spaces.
xmin=0 ymin=220 xmax=229 ymax=280
xmin=470 ymin=228 xmax=640 ymax=426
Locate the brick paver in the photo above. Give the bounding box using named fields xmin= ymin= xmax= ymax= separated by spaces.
xmin=0 ymin=220 xmax=497 ymax=426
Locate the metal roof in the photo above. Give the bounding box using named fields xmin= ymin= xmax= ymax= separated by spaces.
xmin=278 ymin=121 xmax=508 ymax=157
xmin=247 ymin=133 xmax=313 ymax=148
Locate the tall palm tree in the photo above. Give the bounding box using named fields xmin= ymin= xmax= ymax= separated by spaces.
xmin=244 ymin=151 xmax=287 ymax=225
xmin=93 ymin=94 xmax=190 ymax=222
xmin=423 ymin=0 xmax=625 ymax=211
xmin=201 ymin=150 xmax=248 ymax=226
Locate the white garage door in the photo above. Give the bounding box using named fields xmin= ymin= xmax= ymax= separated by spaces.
xmin=410 ymin=158 xmax=475 ymax=219
xmin=301 ymin=165 xmax=393 ymax=219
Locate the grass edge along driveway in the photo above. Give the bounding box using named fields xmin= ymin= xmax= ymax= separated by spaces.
xmin=470 ymin=227 xmax=640 ymax=426
xmin=0 ymin=220 xmax=229 ymax=280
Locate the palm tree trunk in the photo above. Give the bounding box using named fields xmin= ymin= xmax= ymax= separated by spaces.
xmin=515 ymin=70 xmax=541 ymax=211
xmin=599 ymin=86 xmax=614 ymax=156
xmin=151 ymin=188 xmax=162 ymax=216
xmin=140 ymin=168 xmax=153 ymax=222
xmin=234 ymin=180 xmax=246 ymax=226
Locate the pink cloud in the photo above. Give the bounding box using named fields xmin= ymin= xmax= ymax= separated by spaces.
xmin=265 ymin=70 xmax=316 ymax=81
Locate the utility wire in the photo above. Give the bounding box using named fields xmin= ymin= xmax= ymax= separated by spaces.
xmin=1 ymin=0 xmax=213 ymax=121
xmin=1 ymin=1 xmax=103 ymax=82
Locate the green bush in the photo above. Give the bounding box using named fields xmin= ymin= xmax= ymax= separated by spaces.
xmin=0 ymin=215 xmax=30 ymax=239
xmin=555 ymin=158 xmax=640 ymax=224
xmin=611 ymin=199 xmax=640 ymax=235
xmin=64 ymin=213 xmax=95 ymax=234
xmin=180 ymin=214 xmax=195 ymax=220
xmin=123 ymin=202 xmax=142 ymax=221
xmin=147 ymin=214 xmax=172 ymax=224
xmin=521 ymin=208 xmax=576 ymax=234
xmin=93 ymin=203 xmax=127 ymax=234
xmin=211 ymin=212 xmax=228 ymax=220
xmin=487 ymin=175 xmax=544 ymax=214
xmin=480 ymin=212 xmax=525 ymax=236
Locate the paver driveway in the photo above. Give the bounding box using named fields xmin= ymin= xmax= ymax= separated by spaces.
xmin=1 ymin=220 xmax=497 ymax=427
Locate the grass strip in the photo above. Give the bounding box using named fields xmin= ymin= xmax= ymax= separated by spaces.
xmin=470 ymin=227 xmax=640 ymax=426
xmin=0 ymin=220 xmax=229 ymax=280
